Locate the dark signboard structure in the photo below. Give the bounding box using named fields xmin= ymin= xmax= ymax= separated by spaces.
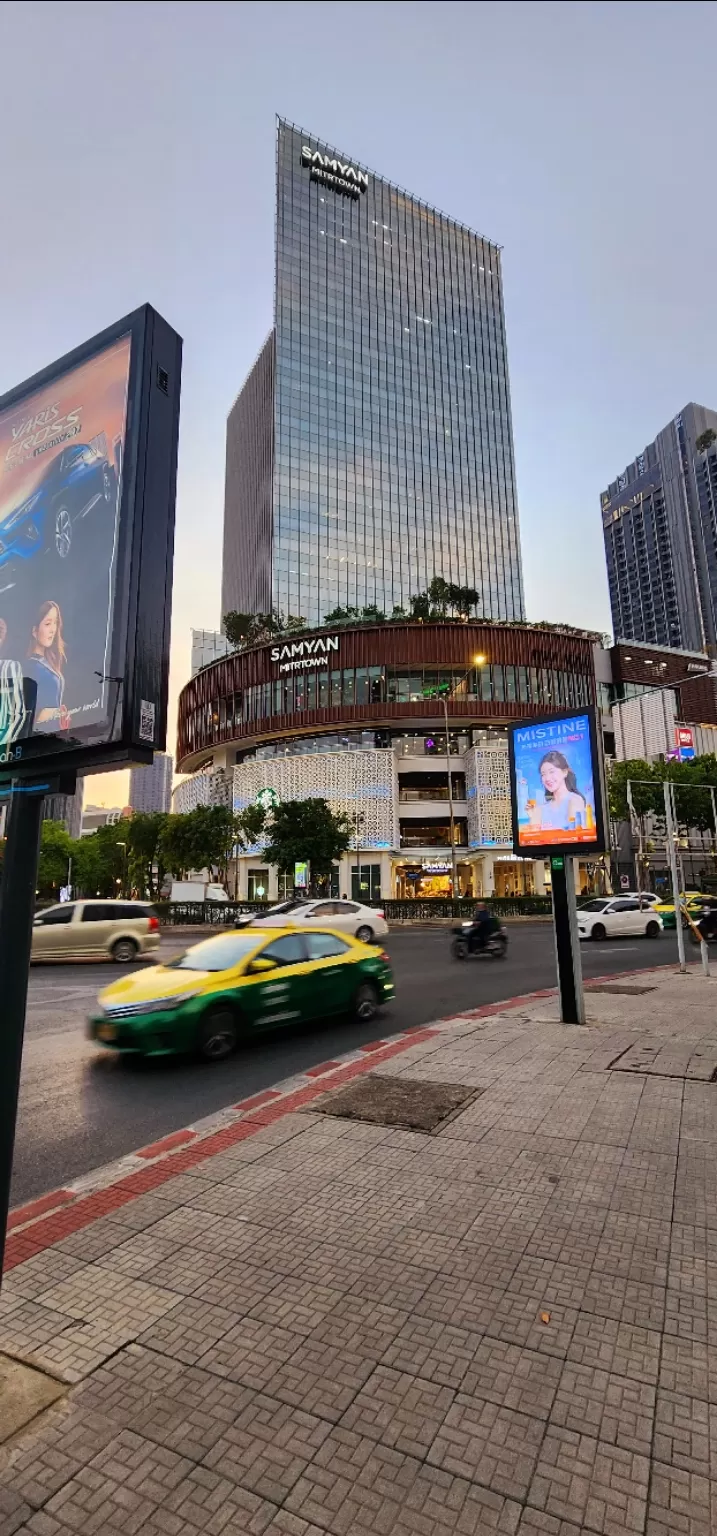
xmin=0 ymin=304 xmax=181 ymax=777
xmin=0 ymin=305 xmax=181 ymax=1281
xmin=508 ymin=710 xmax=608 ymax=1026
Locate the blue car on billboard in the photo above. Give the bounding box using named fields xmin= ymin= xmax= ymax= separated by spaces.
xmin=0 ymin=442 xmax=116 ymax=584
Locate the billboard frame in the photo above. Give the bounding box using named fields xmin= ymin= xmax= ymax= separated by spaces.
xmin=507 ymin=707 xmax=608 ymax=858
xmin=0 ymin=303 xmax=181 ymax=781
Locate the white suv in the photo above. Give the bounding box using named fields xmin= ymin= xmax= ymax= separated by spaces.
xmin=577 ymin=897 xmax=663 ymax=942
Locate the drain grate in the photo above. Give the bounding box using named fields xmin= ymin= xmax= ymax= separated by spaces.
xmin=585 ymin=983 xmax=656 ymax=995
xmin=313 ymin=1074 xmax=479 ymax=1133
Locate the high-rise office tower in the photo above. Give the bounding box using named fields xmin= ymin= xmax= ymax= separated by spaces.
xmin=129 ymin=753 xmax=173 ymax=815
xmin=602 ymin=403 xmax=717 ymax=652
xmin=222 ymin=120 xmax=525 ymax=628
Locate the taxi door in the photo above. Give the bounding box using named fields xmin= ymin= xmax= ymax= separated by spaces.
xmin=240 ymin=933 xmax=310 ymax=1031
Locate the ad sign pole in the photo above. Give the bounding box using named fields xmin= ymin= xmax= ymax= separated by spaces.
xmin=549 ymin=854 xmax=586 ymax=1025
xmin=508 ymin=709 xmax=607 ymax=1027
xmin=0 ymin=776 xmax=73 ymax=1281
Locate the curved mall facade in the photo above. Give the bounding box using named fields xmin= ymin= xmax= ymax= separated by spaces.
xmin=176 ymin=620 xmax=599 ymax=899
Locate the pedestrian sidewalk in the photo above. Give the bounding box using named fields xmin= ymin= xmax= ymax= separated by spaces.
xmin=2 ymin=965 xmax=717 ymax=1535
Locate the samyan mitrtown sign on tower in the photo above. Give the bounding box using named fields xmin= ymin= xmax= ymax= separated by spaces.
xmin=270 ymin=635 xmax=340 ymax=674
xmin=300 ymin=145 xmax=368 ymax=198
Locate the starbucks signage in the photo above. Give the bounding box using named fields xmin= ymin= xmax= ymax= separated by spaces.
xmin=270 ymin=635 xmax=340 ymax=674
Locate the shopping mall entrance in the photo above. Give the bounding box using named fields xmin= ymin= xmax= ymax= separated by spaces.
xmin=493 ymin=859 xmax=535 ymax=897
xmin=394 ymin=861 xmax=474 ymax=898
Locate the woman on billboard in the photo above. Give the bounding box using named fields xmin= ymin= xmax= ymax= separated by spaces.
xmin=530 ymin=749 xmax=587 ymax=831
xmin=25 ymin=600 xmax=69 ymax=732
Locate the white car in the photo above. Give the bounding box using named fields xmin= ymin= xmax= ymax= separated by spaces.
xmin=613 ymin=891 xmax=661 ymax=907
xmin=238 ymin=898 xmax=388 ymax=943
xmin=577 ymin=897 xmax=663 ymax=942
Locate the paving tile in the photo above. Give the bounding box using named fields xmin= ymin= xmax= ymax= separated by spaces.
xmin=306 ymin=1295 xmax=410 ymax=1360
xmin=0 ymin=1402 xmax=118 ymax=1507
xmin=202 ymin=1393 xmax=330 ymax=1503
xmin=0 ymin=1302 xmax=75 ymax=1356
xmin=486 ymin=1292 xmax=579 ymax=1359
xmin=43 ymin=1430 xmax=194 ymax=1535
xmin=460 ymin=1337 xmax=562 ymax=1420
xmin=567 ymin=1314 xmax=662 ymax=1384
xmin=247 ymin=1278 xmax=344 ymax=1337
xmin=198 ymin=1317 xmax=303 ymax=1392
xmin=516 ymin=1512 xmax=582 ymax=1536
xmin=0 ymin=1485 xmax=33 ymax=1536
xmin=646 ymin=1462 xmax=717 ymax=1535
xmin=142 ymin=1464 xmax=278 ymax=1534
xmin=39 ymin=1264 xmax=180 ymax=1333
xmin=659 ymin=1339 xmax=715 ymax=1402
xmin=380 ymin=1313 xmax=484 ymax=1390
xmin=550 ymin=1362 xmax=655 ymax=1455
xmin=0 ymin=1251 xmax=87 ymax=1302
xmin=654 ymin=1391 xmax=717 ymax=1478
xmin=427 ymin=1392 xmax=545 ymax=1498
xmin=136 ymin=1297 xmax=239 ymax=1365
xmin=529 ymin=1425 xmax=649 ymax=1533
xmin=339 ymin=1364 xmax=455 ymax=1457
xmin=270 ymin=1338 xmax=376 ymax=1423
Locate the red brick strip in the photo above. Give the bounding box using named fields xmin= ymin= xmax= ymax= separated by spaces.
xmin=305 ymin=1061 xmax=343 ymax=1077
xmin=7 ymin=1189 xmax=75 ymax=1233
xmin=136 ymin=1129 xmax=197 ymax=1160
xmin=232 ymin=1089 xmax=283 ymax=1112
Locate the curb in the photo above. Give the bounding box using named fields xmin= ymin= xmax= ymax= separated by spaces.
xmin=3 ymin=964 xmax=677 ymax=1274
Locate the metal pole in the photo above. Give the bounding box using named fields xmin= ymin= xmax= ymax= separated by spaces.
xmin=549 ymin=854 xmax=585 ymax=1024
xmin=0 ymin=786 xmax=45 ymax=1286
xmin=664 ymin=779 xmax=686 ymax=973
xmin=442 ymin=695 xmax=458 ymax=898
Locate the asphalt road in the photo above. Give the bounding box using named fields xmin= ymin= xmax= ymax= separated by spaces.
xmin=11 ymin=922 xmax=682 ymax=1207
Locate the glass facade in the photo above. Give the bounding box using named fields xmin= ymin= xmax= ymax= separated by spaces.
xmin=224 ymin=120 xmax=525 ymax=626
xmin=183 ymin=664 xmax=592 ymax=754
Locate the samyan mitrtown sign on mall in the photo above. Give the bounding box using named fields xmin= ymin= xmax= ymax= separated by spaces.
xmin=301 ymin=146 xmax=368 ymax=198
xmin=270 ymin=635 xmax=340 ymax=674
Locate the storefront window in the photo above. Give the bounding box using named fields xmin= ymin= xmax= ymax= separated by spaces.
xmin=248 ymin=869 xmax=269 ymax=900
xmin=351 ymin=863 xmax=382 ymax=901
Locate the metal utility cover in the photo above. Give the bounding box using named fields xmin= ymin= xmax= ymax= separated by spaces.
xmin=313 ymin=1074 xmax=478 ymax=1133
xmin=585 ymin=984 xmax=656 ymax=996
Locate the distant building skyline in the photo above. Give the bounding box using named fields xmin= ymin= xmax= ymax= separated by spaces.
xmin=129 ymin=753 xmax=173 ymax=815
xmin=222 ymin=118 xmax=525 ymax=628
xmin=601 ymin=402 xmax=717 ymax=653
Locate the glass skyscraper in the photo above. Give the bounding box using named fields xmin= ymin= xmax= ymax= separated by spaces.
xmin=222 ymin=119 xmax=525 ymax=627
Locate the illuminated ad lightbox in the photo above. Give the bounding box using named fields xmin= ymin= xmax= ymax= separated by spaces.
xmin=0 ymin=305 xmax=181 ymax=779
xmin=508 ymin=709 xmax=607 ymax=856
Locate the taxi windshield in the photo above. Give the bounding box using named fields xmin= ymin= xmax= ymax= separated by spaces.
xmin=166 ymin=934 xmax=263 ymax=972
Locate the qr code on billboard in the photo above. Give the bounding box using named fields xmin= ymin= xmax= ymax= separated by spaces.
xmin=139 ymin=699 xmax=156 ymax=744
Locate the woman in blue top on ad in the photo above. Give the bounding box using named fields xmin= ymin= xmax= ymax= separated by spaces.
xmin=24 ymin=600 xmax=69 ymax=733
xmin=530 ymin=749 xmax=586 ymax=830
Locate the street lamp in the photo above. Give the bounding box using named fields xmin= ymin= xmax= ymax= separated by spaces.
xmin=441 ymin=655 xmax=487 ymax=899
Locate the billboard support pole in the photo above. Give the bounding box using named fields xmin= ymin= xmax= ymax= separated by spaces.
xmin=664 ymin=780 xmax=686 ymax=973
xmin=549 ymin=854 xmax=586 ymax=1025
xmin=0 ymin=777 xmax=71 ymax=1287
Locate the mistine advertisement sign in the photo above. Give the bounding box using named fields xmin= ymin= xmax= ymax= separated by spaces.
xmin=270 ymin=635 xmax=340 ymax=674
xmin=300 ymin=146 xmax=368 ymax=198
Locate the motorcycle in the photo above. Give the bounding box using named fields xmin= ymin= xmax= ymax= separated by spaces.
xmin=451 ymin=922 xmax=509 ymax=961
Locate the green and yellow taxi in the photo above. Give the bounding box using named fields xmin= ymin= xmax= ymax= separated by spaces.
xmin=88 ymin=926 xmax=394 ymax=1061
xmin=652 ymin=893 xmax=704 ymax=930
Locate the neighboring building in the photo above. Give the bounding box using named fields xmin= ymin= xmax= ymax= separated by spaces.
xmin=129 ymin=753 xmax=173 ymax=815
xmin=601 ymin=403 xmax=717 ymax=652
xmin=177 ymin=618 xmax=717 ymax=900
xmin=177 ymin=618 xmax=599 ymax=899
xmin=222 ymin=119 xmax=525 ymax=628
xmin=191 ymin=629 xmax=232 ymax=677
xmin=44 ymin=781 xmax=84 ymax=841
xmin=80 ymin=805 xmax=125 ymax=836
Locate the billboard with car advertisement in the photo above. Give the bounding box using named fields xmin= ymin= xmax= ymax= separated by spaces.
xmin=508 ymin=710 xmax=607 ymax=854
xmin=0 ymin=306 xmax=181 ymax=777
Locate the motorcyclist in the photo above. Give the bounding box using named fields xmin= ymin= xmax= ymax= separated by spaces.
xmin=469 ymin=901 xmax=499 ymax=950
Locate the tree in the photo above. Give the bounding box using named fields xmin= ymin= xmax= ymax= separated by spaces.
xmin=223 ymin=610 xmax=305 ymax=650
xmin=696 ymin=429 xmax=717 ymax=454
xmin=448 ymin=583 xmax=480 ymax=619
xmin=37 ymin=820 xmax=73 ymax=900
xmin=427 ymin=576 xmax=453 ymax=617
xmin=263 ymin=798 xmax=352 ymax=891
xmin=409 ymin=590 xmax=431 ymax=621
xmin=323 ymin=605 xmax=360 ymax=626
xmin=126 ymin=812 xmax=169 ymax=900
xmin=72 ymin=822 xmax=127 ymax=898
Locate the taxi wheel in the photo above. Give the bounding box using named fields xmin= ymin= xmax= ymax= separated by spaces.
xmin=354 ymin=982 xmax=379 ymax=1023
xmin=112 ymin=938 xmax=138 ymax=964
xmin=198 ymin=1007 xmax=238 ymax=1062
